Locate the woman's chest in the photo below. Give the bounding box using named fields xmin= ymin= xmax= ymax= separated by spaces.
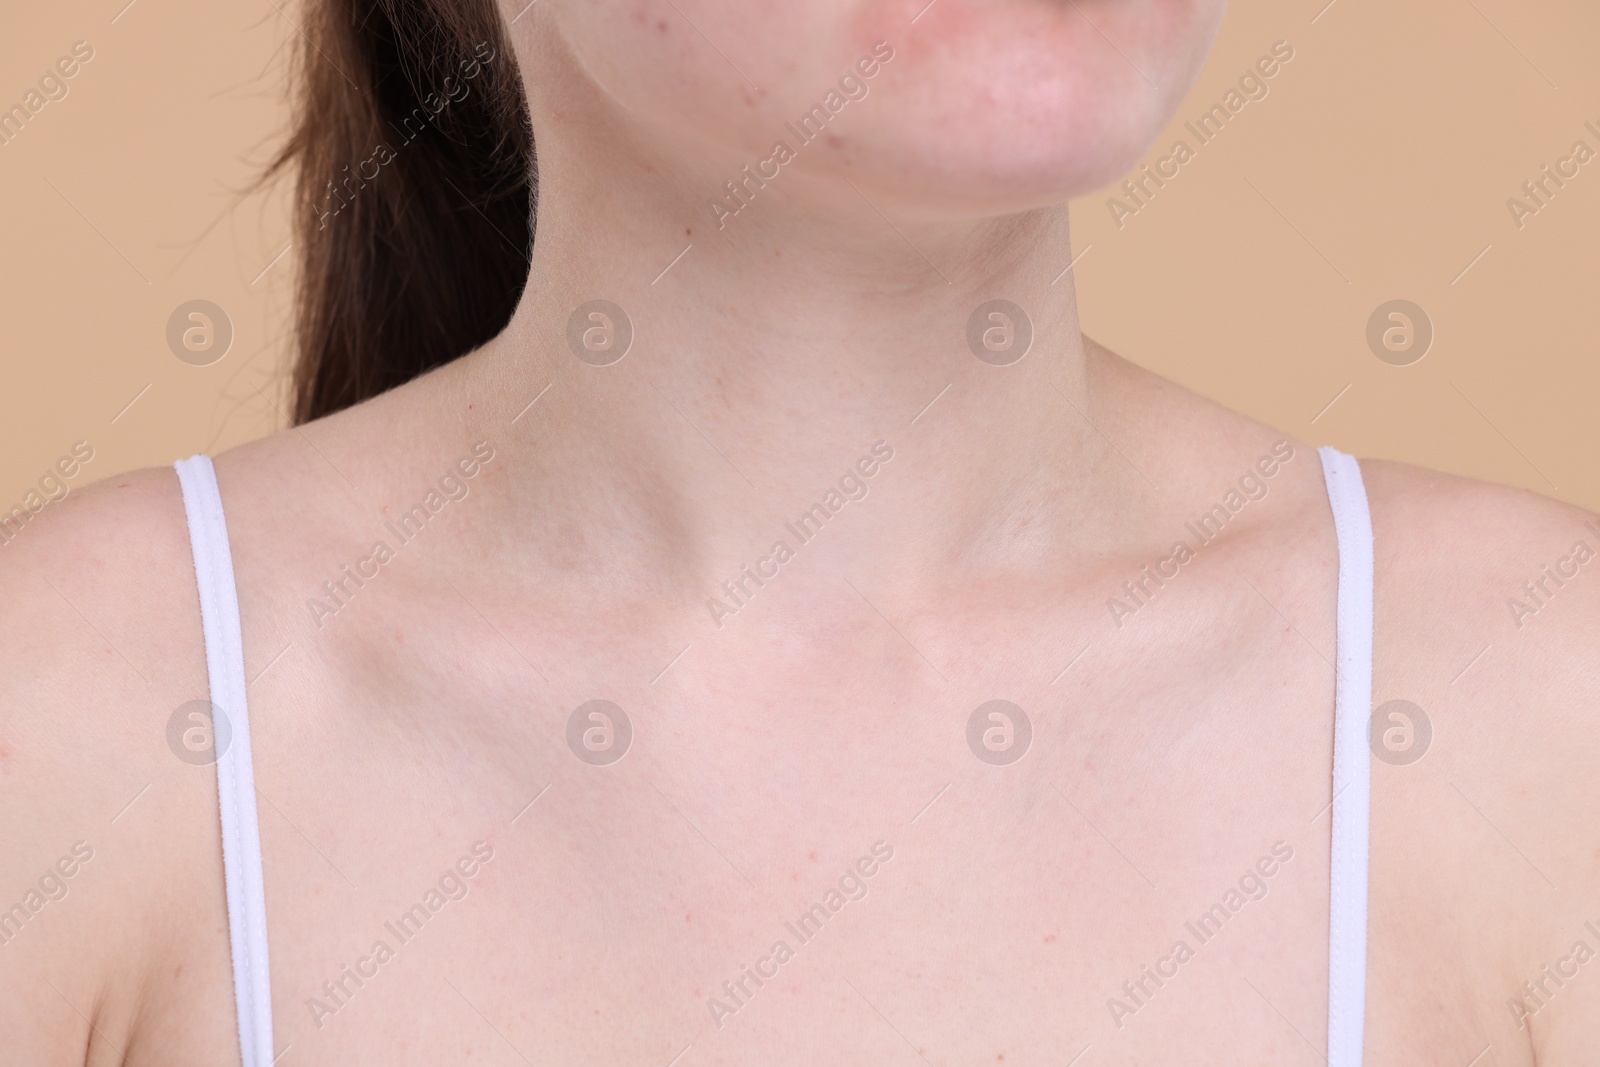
xmin=155 ymin=604 xmax=1518 ymax=1065
xmin=243 ymin=764 xmax=1492 ymax=1066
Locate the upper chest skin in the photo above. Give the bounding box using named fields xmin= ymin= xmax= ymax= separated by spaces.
xmin=132 ymin=469 xmax=1536 ymax=1067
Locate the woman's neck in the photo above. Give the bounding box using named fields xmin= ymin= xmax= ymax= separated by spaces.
xmin=463 ymin=112 xmax=1149 ymax=599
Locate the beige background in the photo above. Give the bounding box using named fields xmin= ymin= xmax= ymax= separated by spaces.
xmin=2 ymin=0 xmax=1597 ymax=517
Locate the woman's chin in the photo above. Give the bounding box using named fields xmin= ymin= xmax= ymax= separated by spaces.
xmin=796 ymin=94 xmax=1165 ymax=220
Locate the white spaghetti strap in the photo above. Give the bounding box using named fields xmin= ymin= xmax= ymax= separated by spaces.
xmin=174 ymin=455 xmax=275 ymax=1067
xmin=1316 ymin=445 xmax=1373 ymax=1067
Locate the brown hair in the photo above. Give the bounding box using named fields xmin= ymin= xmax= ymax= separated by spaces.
xmin=269 ymin=0 xmax=534 ymax=424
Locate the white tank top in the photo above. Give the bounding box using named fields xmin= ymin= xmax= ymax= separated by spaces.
xmin=173 ymin=444 xmax=1375 ymax=1067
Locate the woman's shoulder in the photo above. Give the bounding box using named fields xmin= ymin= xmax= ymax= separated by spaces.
xmin=1355 ymin=455 xmax=1600 ymax=1046
xmin=1358 ymin=455 xmax=1600 ymax=818
xmin=1358 ymin=454 xmax=1600 ymax=677
xmin=0 ymin=375 xmax=470 ymax=1054
xmin=0 ymin=462 xmax=205 ymax=755
xmin=0 ymin=462 xmax=239 ymax=1058
xmin=1356 ymin=455 xmax=1600 ymax=802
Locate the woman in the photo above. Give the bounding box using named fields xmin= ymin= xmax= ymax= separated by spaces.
xmin=3 ymin=0 xmax=1596 ymax=1062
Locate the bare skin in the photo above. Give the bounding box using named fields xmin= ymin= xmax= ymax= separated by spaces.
xmin=2 ymin=0 xmax=1598 ymax=1063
